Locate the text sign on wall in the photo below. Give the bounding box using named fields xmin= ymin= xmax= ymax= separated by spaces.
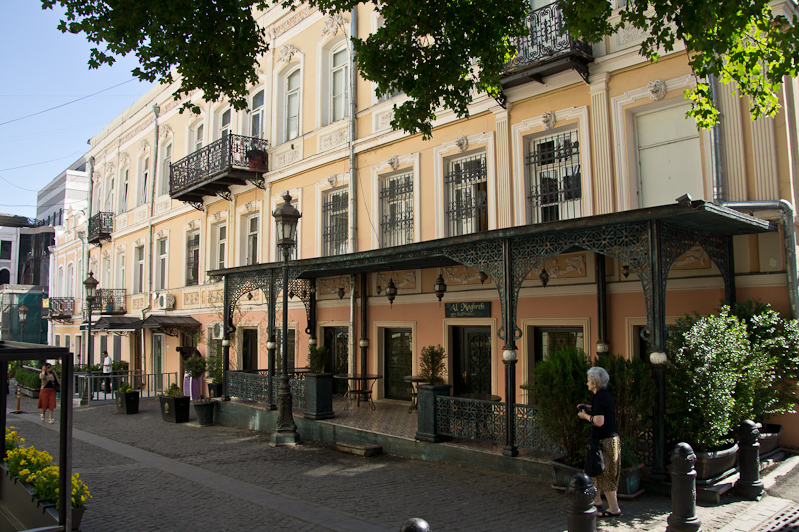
xmin=444 ymin=301 xmax=491 ymax=318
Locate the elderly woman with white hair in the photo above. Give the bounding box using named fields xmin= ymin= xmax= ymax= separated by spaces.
xmin=577 ymin=366 xmax=621 ymax=518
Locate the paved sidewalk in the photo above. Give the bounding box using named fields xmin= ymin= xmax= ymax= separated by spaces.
xmin=5 ymin=394 xmax=799 ymax=532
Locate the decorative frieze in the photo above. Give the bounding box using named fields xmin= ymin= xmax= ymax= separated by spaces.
xmin=278 ymin=44 xmax=300 ymax=63
xmin=321 ymin=13 xmax=347 ymax=38
xmin=376 ymin=270 xmax=416 ymax=290
xmin=319 ymin=128 xmax=348 ymax=151
xmin=184 ymin=292 xmax=200 ymax=306
xmin=525 ymin=253 xmax=587 ymax=281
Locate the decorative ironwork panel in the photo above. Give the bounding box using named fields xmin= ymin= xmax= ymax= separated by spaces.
xmin=504 ymin=2 xmax=592 ymax=72
xmin=514 ymin=404 xmax=562 ymax=453
xmin=227 ymin=370 xmax=269 ymax=403
xmin=169 ymin=134 xmax=269 ymax=195
xmin=527 ymin=130 xmax=582 ymax=224
xmin=436 ymin=396 xmax=506 ymax=445
xmin=288 ymin=278 xmax=314 ymax=334
xmin=660 ymin=221 xmax=732 ymax=297
xmin=93 ymin=288 xmax=126 ymax=314
xmin=380 ymin=172 xmax=414 ymax=248
xmin=445 ymin=153 xmax=488 ymax=237
xmin=268 ymin=377 xmax=305 ymax=409
xmin=225 ymin=270 xmax=272 ymax=319
xmin=49 ymin=297 xmax=74 ymax=318
xmin=87 ymin=212 xmax=114 ymax=242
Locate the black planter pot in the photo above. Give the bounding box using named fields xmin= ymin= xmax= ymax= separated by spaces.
xmin=115 ymin=391 xmax=139 ymax=414
xmin=618 ymin=463 xmax=644 ymax=497
xmin=551 ymin=459 xmax=584 ymax=490
xmin=193 ymin=400 xmax=217 ymax=426
xmin=159 ymin=396 xmax=190 ymax=423
xmin=304 ymin=373 xmax=334 ymax=420
xmin=695 ymin=443 xmax=739 ymax=483
xmin=207 ymin=382 xmax=223 ymax=399
xmin=415 ymin=383 xmax=453 ymax=443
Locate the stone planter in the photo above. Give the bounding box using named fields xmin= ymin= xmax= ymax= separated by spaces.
xmin=207 ymin=382 xmax=223 ymax=399
xmin=115 ymin=391 xmax=139 ymax=415
xmin=759 ymin=424 xmax=783 ymax=457
xmin=415 ymin=383 xmax=453 ymax=443
xmin=618 ymin=463 xmax=644 ymax=497
xmin=551 ymin=459 xmax=584 ymax=490
xmin=0 ymin=464 xmax=85 ymax=531
xmin=193 ymin=400 xmax=217 ymax=426
xmin=159 ymin=396 xmax=190 ymax=423
xmin=304 ymin=373 xmax=334 ymax=420
xmin=695 ymin=443 xmax=739 ymax=484
xmin=18 ymin=385 xmax=39 ymax=398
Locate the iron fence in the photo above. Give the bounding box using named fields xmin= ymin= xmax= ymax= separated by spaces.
xmin=48 ymin=297 xmax=74 ymax=318
xmin=436 ymin=396 xmax=506 ymax=445
xmin=87 ymin=211 xmax=114 ymax=242
xmin=74 ymin=371 xmax=178 ymax=404
xmin=504 ymin=2 xmax=592 ymax=73
xmin=92 ymin=288 xmax=126 ymax=314
xmin=169 ymin=133 xmax=269 ymax=195
xmin=227 ymin=370 xmax=305 ymax=409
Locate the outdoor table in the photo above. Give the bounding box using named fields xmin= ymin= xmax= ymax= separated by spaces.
xmin=334 ymin=374 xmax=383 ymax=410
xmin=402 ymin=375 xmax=429 ymax=412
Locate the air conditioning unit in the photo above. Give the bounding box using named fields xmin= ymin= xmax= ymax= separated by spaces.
xmin=156 ymin=293 xmax=175 ymax=310
xmin=211 ymin=322 xmax=224 ymax=340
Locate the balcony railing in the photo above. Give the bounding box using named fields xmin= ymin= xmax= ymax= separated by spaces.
xmin=87 ymin=212 xmax=114 ymax=244
xmin=502 ymin=2 xmax=593 ymax=87
xmin=169 ymin=133 xmax=269 ymax=208
xmin=48 ymin=297 xmax=74 ymax=319
xmin=93 ymin=288 xmax=126 ymax=315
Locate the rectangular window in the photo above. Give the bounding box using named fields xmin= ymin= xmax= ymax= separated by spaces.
xmin=215 ymin=224 xmax=227 ymax=270
xmin=138 ymin=157 xmax=149 ymax=206
xmin=322 ymin=189 xmax=348 ymax=256
xmin=445 ymin=153 xmax=488 ymax=236
xmin=65 ymin=334 xmax=71 ymax=349
xmin=54 ymin=335 xmax=60 ymax=348
xmin=0 ymin=241 xmax=11 ymax=260
xmin=134 ymin=245 xmax=145 ymax=293
xmin=102 ymin=256 xmax=111 ymax=288
xmin=160 ymin=144 xmax=172 ymax=196
xmin=195 ymin=124 xmax=204 ymax=152
xmin=251 ymin=91 xmax=264 ymax=138
xmin=380 ymin=172 xmax=414 ymax=248
xmin=156 ymin=238 xmax=168 ymax=290
xmin=246 ymin=215 xmax=259 ymax=266
xmin=286 ymin=70 xmax=301 ymax=141
xmin=117 ymin=253 xmax=126 ymax=290
xmin=331 ymin=47 xmax=348 ymax=122
xmin=220 ymin=109 xmax=231 ymax=139
xmin=527 ymin=130 xmax=582 ymax=223
xmin=119 ymin=169 xmax=129 ymax=214
xmin=186 ymin=230 xmax=200 ymax=286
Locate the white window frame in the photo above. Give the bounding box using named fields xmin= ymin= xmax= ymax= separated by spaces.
xmin=116 ymin=252 xmax=126 ymax=290
xmin=65 ymin=262 xmax=74 ymax=298
xmin=134 ymin=245 xmax=145 ymax=293
xmin=286 ymin=68 xmax=301 ymax=143
xmin=213 ymin=223 xmax=227 ymax=270
xmin=525 ymin=126 xmax=583 ymax=224
xmin=156 ymin=237 xmax=168 ymax=290
xmin=159 ymin=142 xmax=172 ymax=197
xmin=118 ymin=167 xmax=129 ymax=214
xmin=194 ymin=123 xmax=205 ymax=152
xmin=330 ymin=44 xmax=349 ymax=124
xmin=186 ymin=229 xmax=200 ymax=286
xmin=218 ymin=107 xmax=232 ymax=140
xmin=250 ymin=90 xmax=265 ymax=138
xmin=243 ymin=214 xmax=259 ymax=266
xmin=317 ymin=35 xmax=349 ymax=128
xmin=137 ymin=156 xmax=150 ymax=206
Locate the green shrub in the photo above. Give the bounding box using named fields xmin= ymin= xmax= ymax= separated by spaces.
xmin=307 ymin=345 xmax=329 ymax=374
xmin=15 ymin=369 xmax=40 ymax=389
xmin=419 ymin=344 xmax=446 ymax=385
xmin=118 ymin=382 xmax=133 ymax=393
xmin=205 ymin=353 xmax=223 ymax=384
xmin=112 ymin=360 xmax=129 ymax=372
xmin=666 ymin=307 xmax=747 ymax=450
xmin=532 ymin=346 xmax=591 ymax=467
xmin=163 ymin=383 xmax=185 ymax=398
xmin=183 ymin=355 xmax=206 ymax=380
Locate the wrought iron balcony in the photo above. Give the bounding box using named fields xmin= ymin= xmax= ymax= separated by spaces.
xmin=170 ymin=133 xmax=269 ymax=210
xmin=87 ymin=212 xmax=114 ymax=244
xmin=48 ymin=297 xmax=74 ymax=320
xmin=93 ymin=288 xmax=126 ymax=315
xmin=502 ymin=2 xmax=593 ymax=88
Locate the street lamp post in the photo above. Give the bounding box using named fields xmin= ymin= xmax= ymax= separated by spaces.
xmin=271 ymin=192 xmax=301 ymax=446
xmin=17 ymin=301 xmax=28 ymax=342
xmin=83 ymin=272 xmax=98 ymax=366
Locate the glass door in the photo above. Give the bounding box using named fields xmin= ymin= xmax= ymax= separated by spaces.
xmin=385 ymin=328 xmax=412 ymax=400
xmin=152 ymin=333 xmax=165 ymax=393
xmin=323 ymin=326 xmax=349 ymax=394
xmin=452 ymin=326 xmax=492 ymax=395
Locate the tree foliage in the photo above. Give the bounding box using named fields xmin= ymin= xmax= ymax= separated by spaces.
xmin=43 ymin=0 xmax=799 ymax=135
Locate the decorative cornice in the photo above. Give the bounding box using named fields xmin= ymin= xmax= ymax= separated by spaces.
xmin=321 ymin=13 xmax=347 ymax=38
xmin=160 ymin=124 xmax=173 ymax=139
xmin=139 ymin=139 xmax=149 ymax=152
xmin=278 ymin=44 xmax=300 ymax=63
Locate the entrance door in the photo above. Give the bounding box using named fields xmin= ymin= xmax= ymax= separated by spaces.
xmin=152 ymin=333 xmax=165 ymax=393
xmin=452 ymin=326 xmax=492 ymax=395
xmin=323 ymin=326 xmax=349 ymax=394
xmin=384 ymin=328 xmax=412 ymax=400
xmin=242 ymin=329 xmax=258 ymax=371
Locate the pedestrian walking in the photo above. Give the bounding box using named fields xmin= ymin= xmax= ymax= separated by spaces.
xmin=102 ymin=351 xmax=112 ymax=393
xmin=577 ymin=366 xmax=621 ymax=518
xmin=37 ymin=363 xmax=59 ymax=424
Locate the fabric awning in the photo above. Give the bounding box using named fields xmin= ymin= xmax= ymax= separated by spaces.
xmin=140 ymin=315 xmax=201 ymax=329
xmin=80 ymin=317 xmax=142 ymax=332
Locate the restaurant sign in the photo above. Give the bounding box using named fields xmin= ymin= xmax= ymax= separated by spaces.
xmin=445 ymin=301 xmax=491 ymax=318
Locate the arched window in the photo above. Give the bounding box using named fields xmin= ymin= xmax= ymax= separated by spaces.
xmin=0 ymin=269 xmax=9 ymax=285
xmin=286 ymin=69 xmax=301 ymax=141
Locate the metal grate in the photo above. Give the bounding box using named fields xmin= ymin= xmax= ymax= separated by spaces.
xmin=755 ymin=505 xmax=799 ymax=532
xmin=445 ymin=153 xmax=488 ymax=236
xmin=380 ymin=173 xmax=414 ymax=248
xmin=527 ymin=130 xmax=582 ymax=223
xmin=322 ymin=189 xmax=348 ymax=256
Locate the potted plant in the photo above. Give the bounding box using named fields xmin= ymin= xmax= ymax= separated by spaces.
xmin=184 ymin=355 xmax=216 ymax=426
xmin=595 ymin=353 xmax=654 ymax=497
xmin=104 ymin=296 xmax=114 ymax=313
xmin=115 ymin=381 xmax=139 ymax=415
xmin=159 ymin=383 xmax=191 ymax=423
xmin=530 ymin=345 xmax=591 ymax=488
xmin=13 ymin=368 xmax=41 ymax=398
xmin=666 ymin=308 xmax=745 ymax=482
xmin=205 ymin=353 xmax=224 ymax=399
xmin=246 ymin=148 xmax=266 ymax=171
xmin=304 ymin=344 xmax=334 ymax=420
xmin=111 ymin=359 xmax=129 ymax=391
xmin=415 ymin=344 xmax=452 ymax=443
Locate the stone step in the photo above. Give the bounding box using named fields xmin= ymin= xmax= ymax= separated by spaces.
xmin=336 ymin=441 xmax=382 ymax=457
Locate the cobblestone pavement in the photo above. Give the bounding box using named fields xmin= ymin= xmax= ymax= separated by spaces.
xmin=6 ymin=394 xmax=799 ymax=532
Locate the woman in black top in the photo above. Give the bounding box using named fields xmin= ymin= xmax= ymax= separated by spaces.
xmin=577 ymin=366 xmax=621 ymax=517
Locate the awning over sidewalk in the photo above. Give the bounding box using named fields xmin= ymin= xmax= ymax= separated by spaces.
xmin=91 ymin=316 xmax=142 ymax=332
xmin=140 ymin=315 xmax=201 ymax=337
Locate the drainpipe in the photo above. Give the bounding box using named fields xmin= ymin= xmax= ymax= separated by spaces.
xmin=85 ymin=157 xmax=94 ymax=365
xmin=348 ymin=7 xmax=359 ymax=373
xmin=707 ymin=77 xmax=799 ymax=318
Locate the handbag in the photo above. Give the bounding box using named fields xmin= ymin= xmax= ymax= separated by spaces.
xmin=53 ymin=374 xmax=61 ymax=393
xmin=584 ymin=438 xmax=605 ymax=477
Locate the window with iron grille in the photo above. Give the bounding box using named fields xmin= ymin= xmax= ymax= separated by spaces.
xmin=380 ymin=172 xmax=413 ymax=247
xmin=527 ymin=130 xmax=582 ymax=224
xmin=445 ymin=153 xmax=488 ymax=236
xmin=186 ymin=230 xmax=200 ymax=286
xmin=322 ymin=189 xmax=348 ymax=256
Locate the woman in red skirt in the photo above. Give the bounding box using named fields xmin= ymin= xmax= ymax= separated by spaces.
xmin=37 ymin=363 xmax=59 ymax=423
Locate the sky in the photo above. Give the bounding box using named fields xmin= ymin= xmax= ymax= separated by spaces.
xmin=0 ymin=2 xmax=155 ymax=220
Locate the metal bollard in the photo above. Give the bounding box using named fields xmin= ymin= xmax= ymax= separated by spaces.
xmin=566 ymin=473 xmax=597 ymax=532
xmin=735 ymin=420 xmax=764 ymax=500
xmin=667 ymin=443 xmax=701 ymax=532
xmin=400 ymin=518 xmax=431 ymax=532
xmin=11 ymin=384 xmax=22 ymax=414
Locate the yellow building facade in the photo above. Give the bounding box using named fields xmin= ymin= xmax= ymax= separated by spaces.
xmin=49 ymin=2 xmax=799 ymax=446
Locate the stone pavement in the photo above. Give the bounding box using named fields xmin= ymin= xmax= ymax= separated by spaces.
xmin=5 ymin=394 xmax=799 ymax=532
